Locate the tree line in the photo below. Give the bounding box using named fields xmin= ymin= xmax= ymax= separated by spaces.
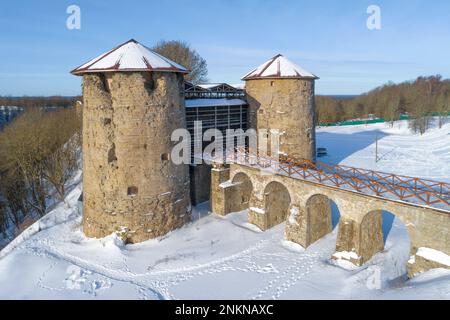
xmin=316 ymin=75 xmax=450 ymax=134
xmin=0 ymin=107 xmax=81 ymax=243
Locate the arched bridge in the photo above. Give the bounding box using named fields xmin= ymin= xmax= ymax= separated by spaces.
xmin=210 ymin=151 xmax=450 ymax=278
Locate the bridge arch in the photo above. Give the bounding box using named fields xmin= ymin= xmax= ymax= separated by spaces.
xmin=264 ymin=181 xmax=291 ymax=229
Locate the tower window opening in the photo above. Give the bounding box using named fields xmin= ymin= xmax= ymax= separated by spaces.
xmin=127 ymin=186 xmax=138 ymax=197
xmin=108 ymin=143 xmax=117 ymax=164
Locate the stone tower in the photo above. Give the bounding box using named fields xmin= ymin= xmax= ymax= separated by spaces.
xmin=71 ymin=39 xmax=191 ymax=243
xmin=242 ymin=54 xmax=318 ymax=161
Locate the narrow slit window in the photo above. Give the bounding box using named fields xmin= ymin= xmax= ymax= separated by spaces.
xmin=99 ymin=74 xmax=110 ymax=94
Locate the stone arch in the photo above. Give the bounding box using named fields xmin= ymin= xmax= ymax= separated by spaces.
xmin=359 ymin=210 xmax=411 ymax=268
xmin=264 ymin=181 xmax=291 ymax=229
xmin=231 ymin=172 xmax=253 ymax=210
xmin=305 ymin=194 xmax=334 ymax=246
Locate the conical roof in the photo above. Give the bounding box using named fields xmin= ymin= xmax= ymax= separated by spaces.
xmin=242 ymin=54 xmax=318 ymax=81
xmin=71 ymin=39 xmax=189 ymax=75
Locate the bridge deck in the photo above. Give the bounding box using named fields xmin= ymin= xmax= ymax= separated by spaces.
xmin=226 ymin=150 xmax=450 ymax=212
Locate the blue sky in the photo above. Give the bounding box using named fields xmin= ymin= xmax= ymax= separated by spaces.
xmin=1 ymin=0 xmax=450 ymax=96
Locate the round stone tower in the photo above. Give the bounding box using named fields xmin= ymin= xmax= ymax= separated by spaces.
xmin=71 ymin=39 xmax=191 ymax=243
xmin=242 ymin=54 xmax=319 ymax=161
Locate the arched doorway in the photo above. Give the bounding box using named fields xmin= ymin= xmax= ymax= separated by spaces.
xmin=231 ymin=172 xmax=253 ymax=212
xmin=305 ymin=194 xmax=339 ymax=246
xmin=264 ymin=181 xmax=291 ymax=229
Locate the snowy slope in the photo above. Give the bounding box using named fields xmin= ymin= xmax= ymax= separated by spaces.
xmin=0 ymin=120 xmax=449 ymax=300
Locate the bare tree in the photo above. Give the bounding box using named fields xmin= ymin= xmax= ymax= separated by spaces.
xmin=152 ymin=40 xmax=208 ymax=84
xmin=436 ymin=91 xmax=450 ymax=128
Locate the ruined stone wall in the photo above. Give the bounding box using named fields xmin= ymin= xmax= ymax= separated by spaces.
xmin=245 ymin=79 xmax=316 ymax=161
xmin=82 ymin=72 xmax=191 ymax=243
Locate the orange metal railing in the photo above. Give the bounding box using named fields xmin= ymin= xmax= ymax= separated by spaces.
xmin=229 ymin=148 xmax=450 ymax=210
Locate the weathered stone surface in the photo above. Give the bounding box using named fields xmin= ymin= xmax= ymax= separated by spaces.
xmin=359 ymin=211 xmax=385 ymax=264
xmin=210 ymin=164 xmax=231 ymax=216
xmin=407 ymin=253 xmax=450 ymax=278
xmin=284 ymin=205 xmax=309 ymax=247
xmin=210 ymin=162 xmax=450 ymax=277
xmin=263 ymin=181 xmax=291 ymax=229
xmin=334 ymin=217 xmax=361 ymax=264
xmin=333 ymin=211 xmax=384 ymax=266
xmin=245 ymin=78 xmax=316 ymax=160
xmin=306 ymin=194 xmax=332 ymax=246
xmin=82 ymin=72 xmax=191 ymax=243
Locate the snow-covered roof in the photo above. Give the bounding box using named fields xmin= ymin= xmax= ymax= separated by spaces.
xmin=185 ymin=98 xmax=247 ymax=108
xmin=71 ymin=39 xmax=189 ymax=75
xmin=242 ymin=54 xmax=318 ymax=81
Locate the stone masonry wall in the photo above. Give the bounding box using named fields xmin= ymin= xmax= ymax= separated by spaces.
xmin=245 ymin=79 xmax=316 ymax=161
xmin=82 ymin=72 xmax=191 ymax=243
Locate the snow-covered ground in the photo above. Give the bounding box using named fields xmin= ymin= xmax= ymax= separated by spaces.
xmin=0 ymin=120 xmax=449 ymax=300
